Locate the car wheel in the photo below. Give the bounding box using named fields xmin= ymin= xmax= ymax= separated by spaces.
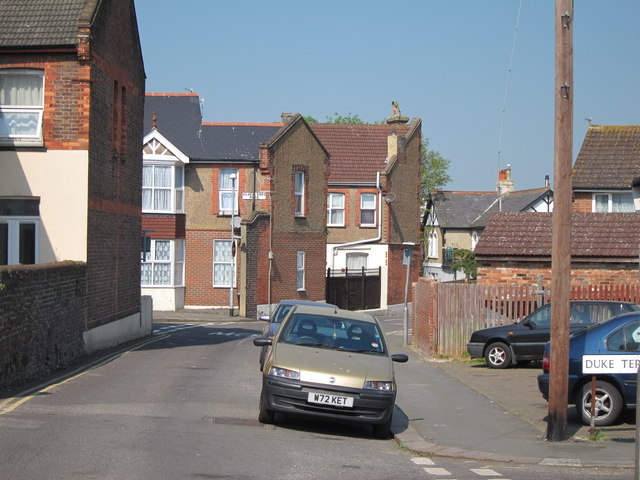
xmin=372 ymin=414 xmax=392 ymax=439
xmin=258 ymin=388 xmax=274 ymax=425
xmin=485 ymin=342 xmax=511 ymax=369
xmin=578 ymin=380 xmax=623 ymax=427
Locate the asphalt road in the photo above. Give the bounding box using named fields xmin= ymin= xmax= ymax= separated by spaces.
xmin=0 ymin=318 xmax=634 ymax=480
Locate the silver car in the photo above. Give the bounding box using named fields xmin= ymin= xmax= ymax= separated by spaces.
xmin=253 ymin=305 xmax=408 ymax=438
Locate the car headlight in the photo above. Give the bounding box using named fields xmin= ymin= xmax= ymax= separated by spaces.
xmin=269 ymin=366 xmax=300 ymax=380
xmin=364 ymin=381 xmax=393 ymax=391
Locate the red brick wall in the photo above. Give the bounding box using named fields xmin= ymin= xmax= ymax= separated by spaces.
xmin=387 ymin=244 xmax=419 ymax=305
xmin=185 ymin=229 xmax=242 ymax=307
xmin=412 ymin=277 xmax=437 ymax=357
xmin=269 ymin=231 xmax=326 ymax=303
xmin=142 ymin=215 xmax=186 ymax=239
xmin=85 ymin=0 xmax=145 ymax=328
xmin=572 ymin=192 xmax=592 ymax=213
xmin=477 ymin=261 xmax=640 ymax=286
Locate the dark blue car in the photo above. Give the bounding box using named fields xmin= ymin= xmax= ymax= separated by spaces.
xmin=538 ymin=311 xmax=640 ymax=426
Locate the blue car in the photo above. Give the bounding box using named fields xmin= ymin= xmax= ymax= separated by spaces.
xmin=538 ymin=311 xmax=640 ymax=426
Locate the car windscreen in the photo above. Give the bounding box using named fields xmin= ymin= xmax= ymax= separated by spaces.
xmin=278 ymin=313 xmax=386 ymax=354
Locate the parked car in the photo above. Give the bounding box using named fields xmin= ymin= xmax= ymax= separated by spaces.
xmin=538 ymin=311 xmax=640 ymax=426
xmin=467 ymin=301 xmax=639 ymax=369
xmin=253 ymin=305 xmax=408 ymax=438
xmin=258 ymin=299 xmax=336 ymax=370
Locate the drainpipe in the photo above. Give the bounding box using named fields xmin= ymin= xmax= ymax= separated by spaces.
xmin=331 ymin=172 xmax=383 ymax=270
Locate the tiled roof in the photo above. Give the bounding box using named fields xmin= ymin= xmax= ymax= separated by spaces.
xmin=0 ymin=0 xmax=95 ymax=48
xmin=144 ymin=93 xmax=281 ymax=161
xmin=573 ymin=125 xmax=640 ymax=190
xmin=430 ymin=188 xmax=551 ymax=228
xmin=471 ymin=188 xmax=552 ymax=227
xmin=310 ymin=123 xmax=412 ymax=184
xmin=474 ymin=212 xmax=640 ymax=258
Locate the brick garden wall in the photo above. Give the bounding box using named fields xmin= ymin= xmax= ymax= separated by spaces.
xmin=0 ymin=262 xmax=87 ymax=390
xmin=477 ymin=261 xmax=640 ymax=286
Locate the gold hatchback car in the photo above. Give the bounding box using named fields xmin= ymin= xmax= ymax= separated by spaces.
xmin=253 ymin=305 xmax=408 ymax=438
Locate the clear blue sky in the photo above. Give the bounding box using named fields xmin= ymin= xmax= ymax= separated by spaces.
xmin=136 ymin=0 xmax=639 ymax=192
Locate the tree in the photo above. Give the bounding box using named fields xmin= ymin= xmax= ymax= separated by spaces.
xmin=302 ymin=115 xmax=318 ymax=123
xmin=325 ymin=112 xmax=365 ymax=124
xmin=452 ymin=248 xmax=477 ymax=279
xmin=421 ymin=137 xmax=451 ymax=205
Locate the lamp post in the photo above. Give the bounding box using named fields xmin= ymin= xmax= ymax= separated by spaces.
xmin=402 ymin=242 xmax=415 ymax=346
xmin=229 ymin=173 xmax=236 ymax=316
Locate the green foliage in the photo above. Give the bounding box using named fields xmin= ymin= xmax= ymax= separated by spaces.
xmin=421 ymin=137 xmax=451 ymax=204
xmin=325 ymin=112 xmax=365 ymax=124
xmin=452 ymin=248 xmax=477 ymax=279
xmin=303 ymin=115 xmax=318 ymax=123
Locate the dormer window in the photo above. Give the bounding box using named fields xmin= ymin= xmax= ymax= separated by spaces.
xmin=0 ymin=69 xmax=44 ymax=146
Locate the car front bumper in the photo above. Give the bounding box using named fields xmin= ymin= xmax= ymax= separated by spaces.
xmin=262 ymin=375 xmax=396 ymax=425
xmin=467 ymin=342 xmax=484 ymax=359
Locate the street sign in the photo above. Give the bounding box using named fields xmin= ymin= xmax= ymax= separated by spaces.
xmin=583 ymin=355 xmax=640 ymax=374
xmin=242 ymin=192 xmax=267 ymax=200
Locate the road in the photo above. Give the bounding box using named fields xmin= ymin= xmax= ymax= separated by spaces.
xmin=0 ymin=317 xmax=634 ymax=479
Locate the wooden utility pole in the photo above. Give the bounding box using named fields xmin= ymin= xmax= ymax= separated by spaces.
xmin=546 ymin=0 xmax=574 ymax=442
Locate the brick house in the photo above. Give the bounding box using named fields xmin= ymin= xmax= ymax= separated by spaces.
xmin=0 ymin=0 xmax=148 ymax=352
xmin=310 ymin=106 xmax=422 ymax=308
xmin=142 ymin=96 xmax=329 ymax=316
xmin=423 ymin=166 xmax=552 ymax=281
xmin=474 ymin=212 xmax=640 ymax=286
xmin=572 ymin=125 xmax=640 ymax=213
xmin=474 ymin=125 xmax=640 ymax=285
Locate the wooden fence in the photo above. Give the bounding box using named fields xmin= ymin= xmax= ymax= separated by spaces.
xmin=413 ymin=280 xmax=640 ymax=358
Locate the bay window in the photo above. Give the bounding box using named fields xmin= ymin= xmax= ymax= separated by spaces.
xmin=141 ymin=239 xmax=184 ymax=287
xmin=142 ymin=164 xmax=184 ymax=213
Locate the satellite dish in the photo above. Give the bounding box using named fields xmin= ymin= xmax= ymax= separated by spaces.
xmin=384 ymin=193 xmax=397 ymax=204
xmin=232 ymin=217 xmax=242 ymax=229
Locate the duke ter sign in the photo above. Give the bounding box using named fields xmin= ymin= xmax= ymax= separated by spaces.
xmin=582 ymin=355 xmax=640 ymax=374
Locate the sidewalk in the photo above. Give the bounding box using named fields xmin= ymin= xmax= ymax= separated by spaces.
xmin=154 ymin=308 xmax=636 ymax=469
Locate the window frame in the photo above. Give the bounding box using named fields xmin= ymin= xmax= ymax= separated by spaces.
xmin=294 ymin=171 xmax=305 ymax=217
xmin=0 ymin=216 xmax=39 ymax=265
xmin=218 ymin=168 xmax=239 ymax=216
xmin=140 ymin=239 xmax=185 ymax=287
xmin=296 ymin=250 xmax=305 ymax=291
xmin=142 ymin=164 xmax=184 ymax=214
xmin=0 ymin=69 xmax=45 ymax=146
xmin=427 ymin=230 xmax=438 ymax=259
xmin=213 ymin=239 xmax=236 ymax=288
xmin=327 ymin=192 xmax=345 ymax=227
xmin=359 ymin=193 xmax=377 ymax=227
xmin=592 ymin=192 xmax=635 ymax=213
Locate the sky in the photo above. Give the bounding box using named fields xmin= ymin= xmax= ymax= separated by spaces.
xmin=135 ymin=0 xmax=640 ymax=192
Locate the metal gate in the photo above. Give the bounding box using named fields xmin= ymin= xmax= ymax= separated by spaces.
xmin=326 ymin=267 xmax=381 ymax=311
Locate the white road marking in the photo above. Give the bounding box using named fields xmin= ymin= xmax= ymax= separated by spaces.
xmin=424 ymin=467 xmax=452 ymax=476
xmin=411 ymin=457 xmax=435 ymax=465
xmin=470 ymin=469 xmax=502 ymax=476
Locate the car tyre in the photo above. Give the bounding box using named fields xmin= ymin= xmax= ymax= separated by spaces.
xmin=372 ymin=414 xmax=392 ymax=439
xmin=578 ymin=380 xmax=623 ymax=427
xmin=258 ymin=388 xmax=275 ymax=425
xmin=485 ymin=342 xmax=511 ymax=369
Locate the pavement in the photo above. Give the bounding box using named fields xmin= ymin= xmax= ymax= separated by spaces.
xmin=154 ymin=308 xmax=637 ymax=469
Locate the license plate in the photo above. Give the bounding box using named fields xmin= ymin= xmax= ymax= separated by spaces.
xmin=307 ymin=392 xmax=354 ymax=407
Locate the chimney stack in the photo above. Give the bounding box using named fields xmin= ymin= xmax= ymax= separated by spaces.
xmin=497 ymin=164 xmax=515 ymax=194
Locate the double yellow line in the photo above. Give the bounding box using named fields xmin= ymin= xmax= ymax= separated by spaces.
xmin=0 ymin=334 xmax=167 ymax=415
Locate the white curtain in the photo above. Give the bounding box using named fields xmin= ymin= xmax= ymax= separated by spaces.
xmin=0 ymin=72 xmax=43 ymax=106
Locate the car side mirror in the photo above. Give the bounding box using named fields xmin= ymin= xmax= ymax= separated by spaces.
xmin=259 ymin=315 xmax=270 ymax=322
xmin=391 ymin=353 xmax=409 ymax=363
xmin=253 ymin=337 xmax=273 ymax=347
